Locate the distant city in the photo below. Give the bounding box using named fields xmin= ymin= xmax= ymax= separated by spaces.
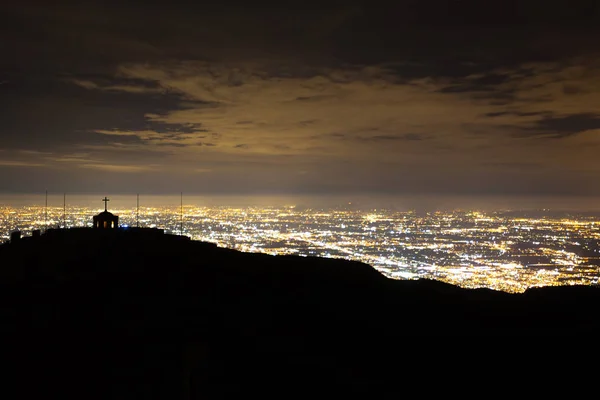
xmin=2 ymin=203 xmax=599 ymax=293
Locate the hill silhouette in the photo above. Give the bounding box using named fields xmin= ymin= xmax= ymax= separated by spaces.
xmin=1 ymin=228 xmax=599 ymax=398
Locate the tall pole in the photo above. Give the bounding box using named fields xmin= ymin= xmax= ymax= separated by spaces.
xmin=44 ymin=190 xmax=47 ymax=230
xmin=63 ymin=193 xmax=66 ymax=228
xmin=180 ymin=192 xmax=183 ymax=236
xmin=137 ymin=193 xmax=140 ymax=228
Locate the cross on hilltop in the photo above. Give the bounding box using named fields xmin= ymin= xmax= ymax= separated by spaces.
xmin=102 ymin=197 xmax=110 ymax=211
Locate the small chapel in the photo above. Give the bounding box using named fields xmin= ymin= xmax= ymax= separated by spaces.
xmin=93 ymin=197 xmax=119 ymax=229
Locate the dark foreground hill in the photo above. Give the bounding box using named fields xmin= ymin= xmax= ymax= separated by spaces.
xmin=0 ymin=228 xmax=599 ymax=398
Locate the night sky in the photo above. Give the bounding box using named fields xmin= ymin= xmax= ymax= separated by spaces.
xmin=2 ymin=0 xmax=600 ymax=202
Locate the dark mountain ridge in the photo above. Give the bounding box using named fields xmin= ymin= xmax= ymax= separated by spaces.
xmin=1 ymin=228 xmax=598 ymax=398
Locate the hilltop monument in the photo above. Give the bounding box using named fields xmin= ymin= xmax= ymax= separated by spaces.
xmin=93 ymin=197 xmax=119 ymax=229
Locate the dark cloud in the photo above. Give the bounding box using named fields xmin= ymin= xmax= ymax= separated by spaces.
xmin=1 ymin=0 xmax=600 ymax=198
xmin=2 ymin=1 xmax=597 ymax=73
xmin=0 ymin=75 xmax=206 ymax=151
xmin=485 ymin=111 xmax=553 ymax=118
xmin=295 ymin=96 xmax=333 ymax=102
xmin=298 ymin=120 xmax=318 ymax=127
xmin=532 ymin=113 xmax=600 ymax=137
xmin=438 ymin=73 xmax=514 ymax=94
xmin=365 ymin=134 xmax=425 ymax=142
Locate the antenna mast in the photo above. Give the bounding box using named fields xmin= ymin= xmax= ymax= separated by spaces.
xmin=63 ymin=193 xmax=66 ymax=228
xmin=44 ymin=190 xmax=48 ymax=231
xmin=137 ymin=193 xmax=140 ymax=228
xmin=180 ymin=192 xmax=183 ymax=236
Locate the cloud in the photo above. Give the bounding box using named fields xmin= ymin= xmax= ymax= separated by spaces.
xmin=115 ymin=62 xmax=488 ymax=161
xmin=6 ymin=54 xmax=600 ymax=197
xmin=527 ymin=113 xmax=600 ymax=138
xmin=94 ymin=129 xmax=207 ymax=147
xmin=362 ymin=134 xmax=426 ymax=142
xmin=4 ymin=26 xmax=600 ymax=194
xmin=0 ymin=160 xmax=46 ymax=167
xmin=3 ymin=1 xmax=600 ymax=196
xmin=70 ymin=79 xmax=100 ymax=90
xmin=0 ymin=75 xmax=206 ymax=154
xmin=110 ymin=61 xmax=532 ymax=165
xmin=70 ymin=78 xmax=165 ymax=94
xmin=79 ymin=163 xmax=156 ymax=173
xmin=57 ymin=57 xmax=592 ymax=195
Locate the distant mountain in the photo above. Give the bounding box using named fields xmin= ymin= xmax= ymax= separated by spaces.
xmin=1 ymin=228 xmax=598 ymax=398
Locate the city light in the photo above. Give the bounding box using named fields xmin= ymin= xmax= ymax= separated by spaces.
xmin=1 ymin=205 xmax=599 ymax=293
